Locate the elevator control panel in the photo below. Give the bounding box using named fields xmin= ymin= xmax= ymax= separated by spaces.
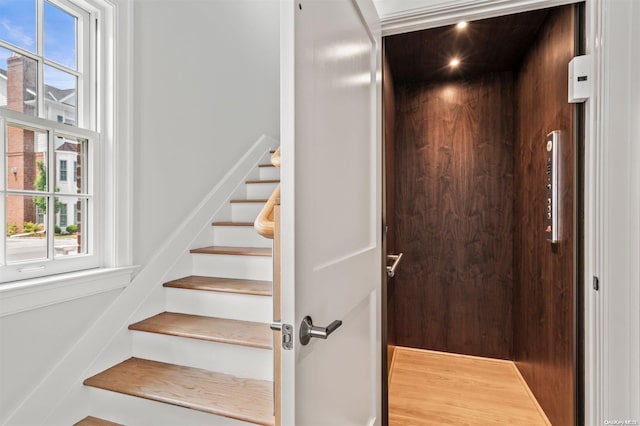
xmin=545 ymin=131 xmax=561 ymax=243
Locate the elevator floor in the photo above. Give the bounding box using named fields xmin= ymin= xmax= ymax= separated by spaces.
xmin=388 ymin=347 xmax=550 ymax=425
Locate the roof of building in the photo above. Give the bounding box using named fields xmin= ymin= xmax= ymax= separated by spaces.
xmin=0 ymin=67 xmax=76 ymax=107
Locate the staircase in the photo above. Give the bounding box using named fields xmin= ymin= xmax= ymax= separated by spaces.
xmin=75 ymin=155 xmax=280 ymax=426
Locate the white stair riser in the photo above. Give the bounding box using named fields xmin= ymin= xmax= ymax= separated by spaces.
xmin=231 ymin=203 xmax=264 ymax=222
xmin=165 ymin=288 xmax=272 ymax=323
xmin=213 ymin=226 xmax=272 ymax=248
xmin=88 ymin=388 xmax=253 ymax=426
xmin=246 ymin=182 xmax=279 ymax=199
xmin=131 ymin=332 xmax=273 ymax=381
xmin=259 ymin=167 xmax=280 ymax=180
xmin=191 ymin=253 xmax=272 ymax=281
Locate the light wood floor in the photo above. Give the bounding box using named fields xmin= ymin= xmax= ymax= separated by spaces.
xmin=388 ymin=347 xmax=551 ymax=425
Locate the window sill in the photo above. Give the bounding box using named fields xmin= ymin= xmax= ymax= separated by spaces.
xmin=0 ymin=266 xmax=138 ymax=317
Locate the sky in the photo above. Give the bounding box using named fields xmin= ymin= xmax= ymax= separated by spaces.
xmin=0 ymin=0 xmax=77 ymax=89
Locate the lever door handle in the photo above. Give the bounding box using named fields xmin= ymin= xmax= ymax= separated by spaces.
xmin=299 ymin=316 xmax=342 ymax=345
xmin=387 ymin=252 xmax=404 ymax=278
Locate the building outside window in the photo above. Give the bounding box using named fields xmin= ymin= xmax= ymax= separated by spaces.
xmin=0 ymin=0 xmax=102 ymax=282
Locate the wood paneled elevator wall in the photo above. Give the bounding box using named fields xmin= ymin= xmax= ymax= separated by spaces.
xmin=383 ymin=46 xmax=398 ymax=371
xmin=392 ymin=73 xmax=515 ymax=360
xmin=385 ymin=5 xmax=577 ymax=425
xmin=513 ymin=6 xmax=576 ymax=426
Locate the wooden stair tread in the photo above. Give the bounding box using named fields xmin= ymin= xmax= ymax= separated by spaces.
xmin=163 ymin=276 xmax=271 ymax=296
xmin=212 ymin=221 xmax=254 ymax=226
xmin=230 ymin=198 xmax=268 ymax=203
xmin=74 ymin=417 xmax=122 ymax=426
xmin=190 ymin=246 xmax=271 ymax=256
xmin=245 ymin=179 xmax=280 ymax=184
xmin=84 ymin=358 xmax=274 ymax=426
xmin=129 ymin=312 xmax=272 ymax=349
xmin=258 ymin=163 xmax=276 ymax=168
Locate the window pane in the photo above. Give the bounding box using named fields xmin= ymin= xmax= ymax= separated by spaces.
xmin=59 ymin=159 xmax=67 ymax=181
xmin=54 ymin=196 xmax=86 ymax=257
xmin=54 ymin=135 xmax=86 ymax=193
xmin=44 ymin=64 xmax=77 ymax=125
xmin=6 ymin=194 xmax=48 ymax=263
xmin=0 ymin=0 xmax=36 ymax=52
xmin=0 ymin=46 xmax=38 ymax=116
xmin=6 ymin=125 xmax=48 ymax=191
xmin=44 ymin=1 xmax=77 ymax=70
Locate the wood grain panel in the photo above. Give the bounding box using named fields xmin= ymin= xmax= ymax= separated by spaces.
xmin=128 ymin=312 xmax=272 ymax=349
xmin=189 ymin=246 xmax=271 ymax=256
xmin=392 ymin=72 xmax=515 ymax=360
xmin=273 ymin=203 xmax=281 ymax=425
xmin=383 ymin=46 xmax=398 ymax=425
xmin=384 ymin=44 xmax=397 ymax=258
xmin=384 ymin=43 xmax=398 ymax=369
xmin=513 ymin=6 xmax=576 ymax=426
xmin=163 ymin=276 xmax=272 ymax=296
xmin=74 ymin=417 xmax=122 ymax=426
xmin=84 ymin=358 xmax=274 ymax=426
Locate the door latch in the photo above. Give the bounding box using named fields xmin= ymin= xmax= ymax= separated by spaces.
xmin=270 ymin=322 xmax=293 ymax=350
xmin=299 ymin=316 xmax=342 ymax=345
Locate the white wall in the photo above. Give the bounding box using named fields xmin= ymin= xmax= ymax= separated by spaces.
xmin=0 ymin=289 xmax=121 ymax=424
xmin=132 ymin=0 xmax=280 ymax=266
xmin=0 ymin=2 xmax=280 ymax=423
xmin=601 ymin=0 xmax=640 ymax=421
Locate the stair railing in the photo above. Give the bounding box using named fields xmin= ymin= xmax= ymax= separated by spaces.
xmin=254 ymin=148 xmax=281 ymax=425
xmin=254 ymin=148 xmax=280 ymax=239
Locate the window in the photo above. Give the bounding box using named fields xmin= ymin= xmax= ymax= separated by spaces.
xmin=60 ymin=159 xmax=68 ymax=181
xmin=0 ymin=0 xmax=101 ymax=283
xmin=59 ymin=203 xmax=67 ymax=227
xmin=36 ymin=206 xmax=44 ymax=224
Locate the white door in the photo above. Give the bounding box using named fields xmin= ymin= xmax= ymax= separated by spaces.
xmin=279 ymin=0 xmax=382 ymax=424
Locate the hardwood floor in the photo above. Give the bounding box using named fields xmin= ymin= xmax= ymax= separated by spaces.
xmin=84 ymin=358 xmax=274 ymax=426
xmin=128 ymin=312 xmax=272 ymax=349
xmin=74 ymin=417 xmax=121 ymax=426
xmin=388 ymin=347 xmax=550 ymax=425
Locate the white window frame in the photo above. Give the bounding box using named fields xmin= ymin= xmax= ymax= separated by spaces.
xmin=0 ymin=0 xmax=133 ymax=286
xmin=0 ymin=111 xmax=99 ymax=281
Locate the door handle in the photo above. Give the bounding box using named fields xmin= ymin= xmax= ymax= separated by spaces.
xmin=299 ymin=316 xmax=342 ymax=345
xmin=387 ymin=252 xmax=404 ymax=278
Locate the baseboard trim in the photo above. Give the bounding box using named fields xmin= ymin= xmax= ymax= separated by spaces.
xmin=512 ymin=362 xmax=552 ymax=426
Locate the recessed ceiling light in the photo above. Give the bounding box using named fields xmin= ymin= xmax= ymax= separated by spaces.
xmin=449 ymin=57 xmax=460 ymax=68
xmin=456 ymin=21 xmax=468 ymax=29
